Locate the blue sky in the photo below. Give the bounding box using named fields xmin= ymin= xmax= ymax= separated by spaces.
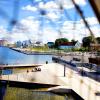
xmin=0 ymin=0 xmax=100 ymax=43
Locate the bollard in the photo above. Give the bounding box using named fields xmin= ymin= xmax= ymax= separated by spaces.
xmin=46 ymin=61 xmax=48 ymax=64
xmin=64 ymin=65 xmax=66 ymax=77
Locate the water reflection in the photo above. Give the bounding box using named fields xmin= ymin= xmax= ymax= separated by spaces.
xmin=2 ymin=86 xmax=74 ymax=100
xmin=0 ymin=81 xmax=7 ymax=100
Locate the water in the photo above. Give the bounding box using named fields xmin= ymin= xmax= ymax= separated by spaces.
xmin=3 ymin=87 xmax=66 ymax=100
xmin=0 ymin=46 xmax=53 ymax=65
xmin=0 ymin=86 xmax=75 ymax=100
xmin=0 ymin=83 xmax=83 ymax=100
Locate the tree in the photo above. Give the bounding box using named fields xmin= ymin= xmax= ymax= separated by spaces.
xmin=82 ymin=36 xmax=93 ymax=49
xmin=55 ymin=38 xmax=69 ymax=48
xmin=96 ymin=37 xmax=100 ymax=44
xmin=71 ymin=39 xmax=78 ymax=44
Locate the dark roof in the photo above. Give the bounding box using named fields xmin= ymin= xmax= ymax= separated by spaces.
xmin=59 ymin=42 xmax=76 ymax=46
xmin=47 ymin=42 xmax=54 ymax=44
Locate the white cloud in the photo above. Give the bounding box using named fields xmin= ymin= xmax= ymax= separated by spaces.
xmin=22 ymin=5 xmax=37 ymax=12
xmin=90 ymin=26 xmax=100 ymax=37
xmin=79 ymin=17 xmax=100 ymax=37
xmin=9 ymin=16 xmax=59 ymax=43
xmin=0 ymin=0 xmax=99 ymax=44
xmin=60 ymin=18 xmax=100 ymax=42
xmin=21 ymin=17 xmax=40 ymax=33
xmin=21 ymin=0 xmax=87 ymax=22
xmin=22 ymin=0 xmax=87 ymax=13
xmin=35 ymin=0 xmax=42 ymax=2
xmin=38 ymin=2 xmax=44 ymax=9
xmin=42 ymin=28 xmax=58 ymax=43
xmin=38 ymin=1 xmax=58 ymax=9
xmin=46 ymin=11 xmax=60 ymax=20
xmin=56 ymin=0 xmax=86 ymax=9
xmin=38 ymin=0 xmax=72 ymax=10
xmin=85 ymin=17 xmax=99 ymax=26
xmin=11 ymin=33 xmax=29 ymax=42
xmin=80 ymin=17 xmax=99 ymax=28
xmin=42 ymin=1 xmax=59 ymax=9
xmin=0 ymin=26 xmax=7 ymax=34
xmin=0 ymin=15 xmax=99 ymax=43
xmin=74 ymin=0 xmax=86 ymax=6
xmin=56 ymin=0 xmax=74 ymax=9
xmin=0 ymin=26 xmax=13 ymax=42
xmin=37 ymin=1 xmax=61 ymax=21
xmin=0 ymin=17 xmax=40 ymax=42
xmin=10 ymin=17 xmax=40 ymax=42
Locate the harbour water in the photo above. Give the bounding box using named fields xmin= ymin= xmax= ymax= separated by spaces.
xmin=0 ymin=46 xmax=53 ymax=65
xmin=0 ymin=84 xmax=76 ymax=100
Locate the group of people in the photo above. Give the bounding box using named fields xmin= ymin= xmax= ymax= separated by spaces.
xmin=27 ymin=67 xmax=41 ymax=73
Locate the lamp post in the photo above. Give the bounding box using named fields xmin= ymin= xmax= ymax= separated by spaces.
xmin=64 ymin=65 xmax=66 ymax=77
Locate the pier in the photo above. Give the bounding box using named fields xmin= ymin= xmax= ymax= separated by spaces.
xmin=0 ymin=62 xmax=100 ymax=100
xmin=0 ymin=64 xmax=41 ymax=69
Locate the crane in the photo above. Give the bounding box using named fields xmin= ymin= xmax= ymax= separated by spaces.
xmin=71 ymin=0 xmax=100 ymax=66
xmin=71 ymin=0 xmax=97 ymax=44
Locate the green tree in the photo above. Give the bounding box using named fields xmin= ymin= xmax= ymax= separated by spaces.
xmin=71 ymin=39 xmax=76 ymax=42
xmin=71 ymin=39 xmax=77 ymax=44
xmin=82 ymin=36 xmax=93 ymax=50
xmin=96 ymin=37 xmax=100 ymax=44
xmin=55 ymin=38 xmax=69 ymax=48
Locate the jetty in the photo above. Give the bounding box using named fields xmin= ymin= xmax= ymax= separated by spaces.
xmin=0 ymin=62 xmax=100 ymax=100
xmin=0 ymin=64 xmax=41 ymax=69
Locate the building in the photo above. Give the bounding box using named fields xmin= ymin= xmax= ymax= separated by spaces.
xmin=0 ymin=40 xmax=9 ymax=46
xmin=47 ymin=42 xmax=55 ymax=48
xmin=34 ymin=41 xmax=44 ymax=47
xmin=59 ymin=41 xmax=81 ymax=50
xmin=15 ymin=41 xmax=22 ymax=48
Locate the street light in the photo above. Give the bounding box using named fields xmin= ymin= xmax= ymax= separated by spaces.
xmin=64 ymin=64 xmax=66 ymax=77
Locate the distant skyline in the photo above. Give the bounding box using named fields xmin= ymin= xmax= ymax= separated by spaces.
xmin=0 ymin=0 xmax=100 ymax=43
